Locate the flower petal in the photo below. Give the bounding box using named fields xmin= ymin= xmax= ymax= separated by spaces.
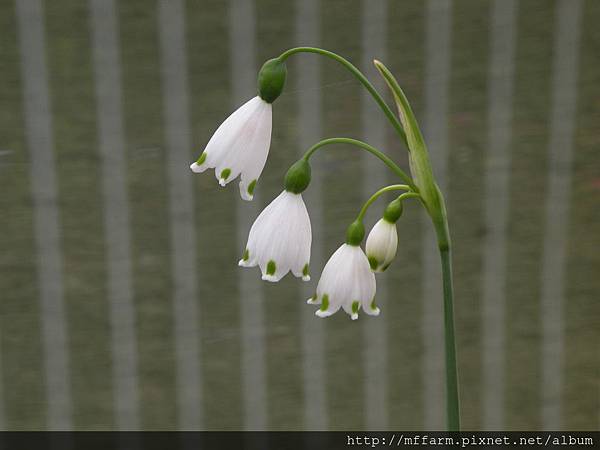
xmin=238 ymin=103 xmax=272 ymax=199
xmin=198 ymin=97 xmax=263 ymax=170
xmin=190 ymin=96 xmax=274 ymax=196
xmin=312 ymin=243 xmax=377 ymax=319
xmin=214 ymin=98 xmax=272 ymax=189
xmin=240 ymin=191 xmax=312 ymax=282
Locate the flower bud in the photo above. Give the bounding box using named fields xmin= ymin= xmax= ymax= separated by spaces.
xmin=257 ymin=58 xmax=287 ymax=103
xmin=284 ymin=159 xmax=311 ymax=193
xmin=366 ymin=218 xmax=398 ymax=272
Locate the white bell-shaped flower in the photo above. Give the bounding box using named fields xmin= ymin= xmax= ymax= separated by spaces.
xmin=366 ymin=218 xmax=398 ymax=272
xmin=239 ymin=190 xmax=311 ymax=282
xmin=190 ymin=96 xmax=272 ymax=201
xmin=307 ymin=244 xmax=379 ymax=320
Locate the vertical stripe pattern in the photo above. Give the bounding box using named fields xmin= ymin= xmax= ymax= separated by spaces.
xmin=15 ymin=0 xmax=73 ymax=430
xmin=361 ymin=0 xmax=389 ymax=430
xmin=0 ymin=0 xmax=595 ymax=432
xmin=0 ymin=346 xmax=4 ymax=429
xmin=481 ymin=0 xmax=517 ymax=430
xmin=89 ymin=0 xmax=140 ymax=430
xmin=296 ymin=0 xmax=328 ymax=431
xmin=540 ymin=0 xmax=583 ymax=430
xmin=230 ymin=0 xmax=267 ymax=430
xmin=157 ymin=0 xmax=203 ymax=430
xmin=421 ymin=0 xmax=452 ymax=430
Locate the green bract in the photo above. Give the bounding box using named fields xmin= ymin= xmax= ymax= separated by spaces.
xmin=374 ymin=59 xmax=449 ymax=250
xmin=257 ymin=58 xmax=287 ymax=103
xmin=284 ymin=159 xmax=311 ymax=194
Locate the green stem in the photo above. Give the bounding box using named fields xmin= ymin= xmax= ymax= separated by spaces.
xmin=356 ymin=184 xmax=411 ymax=222
xmin=396 ymin=192 xmax=421 ymax=203
xmin=278 ymin=47 xmax=408 ymax=147
xmin=434 ymin=218 xmax=460 ymax=431
xmin=303 ymin=137 xmax=417 ymax=191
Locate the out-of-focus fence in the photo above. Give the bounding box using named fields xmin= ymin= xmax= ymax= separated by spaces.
xmin=0 ymin=0 xmax=598 ymax=431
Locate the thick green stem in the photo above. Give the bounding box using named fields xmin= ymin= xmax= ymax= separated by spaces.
xmin=435 ymin=220 xmax=461 ymax=431
xmin=303 ymin=137 xmax=417 ymax=191
xmin=278 ymin=47 xmax=408 ymax=147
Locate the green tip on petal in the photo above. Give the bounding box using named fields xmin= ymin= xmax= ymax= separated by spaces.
xmin=220 ymin=168 xmax=231 ymax=181
xmin=352 ymin=301 xmax=360 ymax=314
xmin=381 ymin=263 xmax=391 ymax=272
xmin=302 ymin=263 xmax=309 ymax=277
xmin=247 ymin=179 xmax=257 ymax=196
xmin=320 ymin=294 xmax=329 ymax=312
xmin=368 ymin=256 xmax=379 ymax=271
xmin=196 ymin=152 xmax=207 ymax=165
xmin=242 ymin=249 xmax=249 ymax=261
xmin=370 ymin=298 xmax=378 ymax=311
xmin=266 ymin=260 xmax=276 ymax=276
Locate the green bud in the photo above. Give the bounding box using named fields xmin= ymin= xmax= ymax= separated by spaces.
xmin=383 ymin=198 xmax=403 ymax=223
xmin=345 ymin=220 xmax=365 ymax=246
xmin=284 ymin=159 xmax=311 ymax=194
xmin=257 ymin=58 xmax=287 ymax=103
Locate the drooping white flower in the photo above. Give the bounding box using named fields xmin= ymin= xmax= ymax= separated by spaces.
xmin=307 ymin=243 xmax=379 ymax=320
xmin=366 ymin=218 xmax=398 ymax=272
xmin=239 ymin=190 xmax=311 ymax=282
xmin=190 ymin=96 xmax=272 ymax=201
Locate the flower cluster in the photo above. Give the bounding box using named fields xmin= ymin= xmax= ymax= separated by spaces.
xmin=190 ymin=56 xmax=404 ymax=320
xmin=188 ymin=48 xmax=461 ymax=430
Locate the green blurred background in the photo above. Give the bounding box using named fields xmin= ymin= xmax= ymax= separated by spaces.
xmin=0 ymin=0 xmax=598 ymax=431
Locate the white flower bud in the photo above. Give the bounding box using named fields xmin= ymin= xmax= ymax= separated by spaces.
xmin=365 ymin=218 xmax=398 ymax=272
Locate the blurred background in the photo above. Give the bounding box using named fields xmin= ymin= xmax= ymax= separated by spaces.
xmin=0 ymin=0 xmax=598 ymax=431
